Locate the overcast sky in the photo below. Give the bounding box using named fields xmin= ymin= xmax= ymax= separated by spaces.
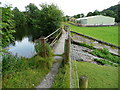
xmin=1 ymin=0 xmax=119 ymax=16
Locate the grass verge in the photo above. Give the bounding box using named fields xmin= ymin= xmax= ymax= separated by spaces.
xmin=52 ymin=63 xmax=70 ymax=88
xmin=72 ymin=61 xmax=118 ymax=88
xmin=2 ymin=54 xmax=53 ymax=88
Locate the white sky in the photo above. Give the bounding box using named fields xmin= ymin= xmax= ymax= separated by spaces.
xmin=1 ymin=0 xmax=119 ymax=16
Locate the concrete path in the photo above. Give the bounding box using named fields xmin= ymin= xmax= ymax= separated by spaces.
xmin=54 ymin=29 xmax=68 ymax=59
xmin=36 ymin=29 xmax=68 ymax=88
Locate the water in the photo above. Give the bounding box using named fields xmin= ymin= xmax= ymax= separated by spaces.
xmin=8 ymin=37 xmax=36 ymax=58
xmin=7 ymin=26 xmax=43 ymax=58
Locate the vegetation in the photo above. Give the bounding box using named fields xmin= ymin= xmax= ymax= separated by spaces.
xmin=1 ymin=3 xmax=64 ymax=88
xmin=72 ymin=61 xmax=118 ymax=88
xmin=94 ymin=59 xmax=118 ymax=67
xmin=73 ymin=41 xmax=120 ymax=64
xmin=78 ymin=42 xmax=94 ymax=49
xmin=72 ymin=41 xmax=120 ymax=66
xmin=35 ymin=40 xmax=53 ymax=57
xmin=1 ymin=6 xmax=15 ymax=48
xmin=2 ymin=54 xmax=51 ymax=88
xmin=91 ymin=48 xmax=120 ymax=64
xmin=12 ymin=3 xmax=63 ymax=36
xmin=12 ymin=7 xmax=26 ymax=27
xmin=38 ymin=3 xmax=63 ymax=36
xmin=3 ymin=41 xmax=53 ymax=88
xmin=65 ymin=23 xmax=118 ymax=46
xmin=52 ymin=63 xmax=70 ymax=88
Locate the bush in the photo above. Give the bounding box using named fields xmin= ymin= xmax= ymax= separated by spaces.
xmin=35 ymin=40 xmax=53 ymax=57
xmin=2 ymin=54 xmax=28 ymax=76
xmin=29 ymin=55 xmax=53 ymax=69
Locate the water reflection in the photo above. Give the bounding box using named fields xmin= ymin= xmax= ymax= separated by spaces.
xmin=8 ymin=37 xmax=36 ymax=58
xmin=7 ymin=26 xmax=42 ymax=58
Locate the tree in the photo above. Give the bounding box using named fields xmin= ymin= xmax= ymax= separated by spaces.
xmin=86 ymin=12 xmax=93 ymax=17
xmin=73 ymin=15 xmax=78 ymax=18
xmin=38 ymin=3 xmax=63 ymax=36
xmin=77 ymin=14 xmax=80 ymax=18
xmin=25 ymin=3 xmax=40 ymax=25
xmin=80 ymin=13 xmax=85 ymax=18
xmin=1 ymin=6 xmax=15 ymax=47
xmin=93 ymin=10 xmax=100 ymax=15
xmin=12 ymin=7 xmax=26 ymax=27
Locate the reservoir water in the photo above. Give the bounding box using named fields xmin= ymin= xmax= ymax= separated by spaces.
xmin=7 ymin=26 xmax=43 ymax=58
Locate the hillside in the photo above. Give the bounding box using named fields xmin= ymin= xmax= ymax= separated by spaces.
xmin=102 ymin=4 xmax=119 ymax=13
xmin=101 ymin=4 xmax=120 ymax=22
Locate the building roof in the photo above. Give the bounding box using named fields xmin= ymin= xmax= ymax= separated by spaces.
xmin=76 ymin=15 xmax=115 ymax=21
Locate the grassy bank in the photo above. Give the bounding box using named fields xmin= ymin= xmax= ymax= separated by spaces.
xmin=2 ymin=54 xmax=53 ymax=88
xmin=52 ymin=63 xmax=70 ymax=88
xmin=64 ymin=22 xmax=118 ymax=46
xmin=3 ymin=41 xmax=53 ymax=88
xmin=72 ymin=61 xmax=118 ymax=88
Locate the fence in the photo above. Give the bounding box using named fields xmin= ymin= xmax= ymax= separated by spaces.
xmin=38 ymin=28 xmax=62 ymax=57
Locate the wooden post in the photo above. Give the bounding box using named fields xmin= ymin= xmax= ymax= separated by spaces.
xmin=64 ymin=36 xmax=70 ymax=64
xmin=40 ymin=38 xmax=46 ymax=57
xmin=79 ymin=75 xmax=88 ymax=89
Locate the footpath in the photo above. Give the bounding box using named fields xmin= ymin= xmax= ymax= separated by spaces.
xmin=36 ymin=29 xmax=68 ymax=88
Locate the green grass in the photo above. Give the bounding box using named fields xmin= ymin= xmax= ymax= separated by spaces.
xmin=3 ymin=68 xmax=49 ymax=88
xmin=94 ymin=59 xmax=118 ymax=67
xmin=3 ymin=38 xmax=54 ymax=88
xmin=72 ymin=61 xmax=118 ymax=88
xmin=64 ymin=22 xmax=119 ymax=46
xmin=52 ymin=63 xmax=70 ymax=88
xmin=91 ymin=48 xmax=120 ymax=64
xmin=2 ymin=54 xmax=53 ymax=88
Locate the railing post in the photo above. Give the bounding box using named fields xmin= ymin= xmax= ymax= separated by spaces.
xmin=79 ymin=75 xmax=88 ymax=89
xmin=64 ymin=34 xmax=70 ymax=64
xmin=40 ymin=38 xmax=46 ymax=57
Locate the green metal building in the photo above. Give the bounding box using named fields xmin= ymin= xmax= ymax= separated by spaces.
xmin=76 ymin=15 xmax=115 ymax=26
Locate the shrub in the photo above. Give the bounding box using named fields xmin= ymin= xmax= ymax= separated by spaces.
xmin=2 ymin=54 xmax=28 ymax=76
xmin=29 ymin=55 xmax=53 ymax=69
xmin=35 ymin=40 xmax=53 ymax=57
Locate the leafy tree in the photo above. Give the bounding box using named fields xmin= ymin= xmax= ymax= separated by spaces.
xmin=93 ymin=10 xmax=100 ymax=15
xmin=80 ymin=13 xmax=85 ymax=18
xmin=38 ymin=3 xmax=63 ymax=36
xmin=25 ymin=3 xmax=40 ymax=25
xmin=1 ymin=6 xmax=15 ymax=48
xmin=86 ymin=12 xmax=93 ymax=17
xmin=13 ymin=7 xmax=26 ymax=27
xmin=76 ymin=14 xmax=80 ymax=18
